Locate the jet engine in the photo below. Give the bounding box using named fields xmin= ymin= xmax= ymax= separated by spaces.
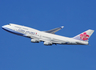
xmin=44 ymin=41 xmax=52 ymax=45
xmin=31 ymin=39 xmax=40 ymax=43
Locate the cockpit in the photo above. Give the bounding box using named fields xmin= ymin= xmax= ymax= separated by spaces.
xmin=8 ymin=23 xmax=12 ymax=25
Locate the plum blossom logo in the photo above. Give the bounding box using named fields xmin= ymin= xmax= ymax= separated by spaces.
xmin=80 ymin=32 xmax=89 ymax=40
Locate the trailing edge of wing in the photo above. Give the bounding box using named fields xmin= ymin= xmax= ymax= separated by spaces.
xmin=44 ymin=26 xmax=64 ymax=34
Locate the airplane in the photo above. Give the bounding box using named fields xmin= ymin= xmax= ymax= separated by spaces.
xmin=2 ymin=23 xmax=94 ymax=45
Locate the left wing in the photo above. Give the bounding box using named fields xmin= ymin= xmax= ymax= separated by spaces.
xmin=44 ymin=26 xmax=64 ymax=34
xmin=29 ymin=33 xmax=65 ymax=45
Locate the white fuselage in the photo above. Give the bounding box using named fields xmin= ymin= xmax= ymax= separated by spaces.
xmin=2 ymin=24 xmax=88 ymax=45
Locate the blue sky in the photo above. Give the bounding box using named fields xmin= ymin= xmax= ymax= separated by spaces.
xmin=0 ymin=0 xmax=96 ymax=70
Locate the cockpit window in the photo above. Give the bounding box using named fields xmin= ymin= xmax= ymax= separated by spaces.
xmin=8 ymin=23 xmax=11 ymax=25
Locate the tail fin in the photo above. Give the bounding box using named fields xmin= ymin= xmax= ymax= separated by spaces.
xmin=73 ymin=29 xmax=94 ymax=41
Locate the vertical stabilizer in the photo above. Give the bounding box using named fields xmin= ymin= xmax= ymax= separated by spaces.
xmin=73 ymin=29 xmax=94 ymax=41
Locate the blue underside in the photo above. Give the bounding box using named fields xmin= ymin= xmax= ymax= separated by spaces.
xmin=2 ymin=27 xmax=26 ymax=36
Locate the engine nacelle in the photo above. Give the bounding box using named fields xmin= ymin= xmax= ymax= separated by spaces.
xmin=31 ymin=39 xmax=40 ymax=43
xmin=44 ymin=41 xmax=52 ymax=45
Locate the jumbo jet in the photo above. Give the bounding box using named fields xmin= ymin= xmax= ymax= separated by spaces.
xmin=2 ymin=23 xmax=94 ymax=45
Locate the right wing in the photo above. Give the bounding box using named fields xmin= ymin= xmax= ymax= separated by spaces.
xmin=44 ymin=26 xmax=64 ymax=34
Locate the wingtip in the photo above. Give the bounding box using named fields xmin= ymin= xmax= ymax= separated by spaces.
xmin=61 ymin=26 xmax=64 ymax=28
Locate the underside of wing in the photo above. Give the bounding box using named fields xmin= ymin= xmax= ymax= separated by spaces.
xmin=30 ymin=35 xmax=65 ymax=45
xmin=44 ymin=26 xmax=64 ymax=34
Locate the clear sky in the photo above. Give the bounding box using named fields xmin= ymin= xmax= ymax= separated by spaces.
xmin=0 ymin=0 xmax=96 ymax=70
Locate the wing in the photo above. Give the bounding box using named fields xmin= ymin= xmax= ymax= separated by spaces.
xmin=44 ymin=26 xmax=64 ymax=34
xmin=40 ymin=37 xmax=65 ymax=45
xmin=29 ymin=34 xmax=65 ymax=45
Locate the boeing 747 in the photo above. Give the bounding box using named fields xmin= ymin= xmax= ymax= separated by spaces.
xmin=2 ymin=23 xmax=94 ymax=45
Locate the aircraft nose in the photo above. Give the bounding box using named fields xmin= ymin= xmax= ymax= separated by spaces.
xmin=2 ymin=25 xmax=8 ymax=29
xmin=2 ymin=25 xmax=5 ymax=28
xmin=2 ymin=25 xmax=7 ymax=29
